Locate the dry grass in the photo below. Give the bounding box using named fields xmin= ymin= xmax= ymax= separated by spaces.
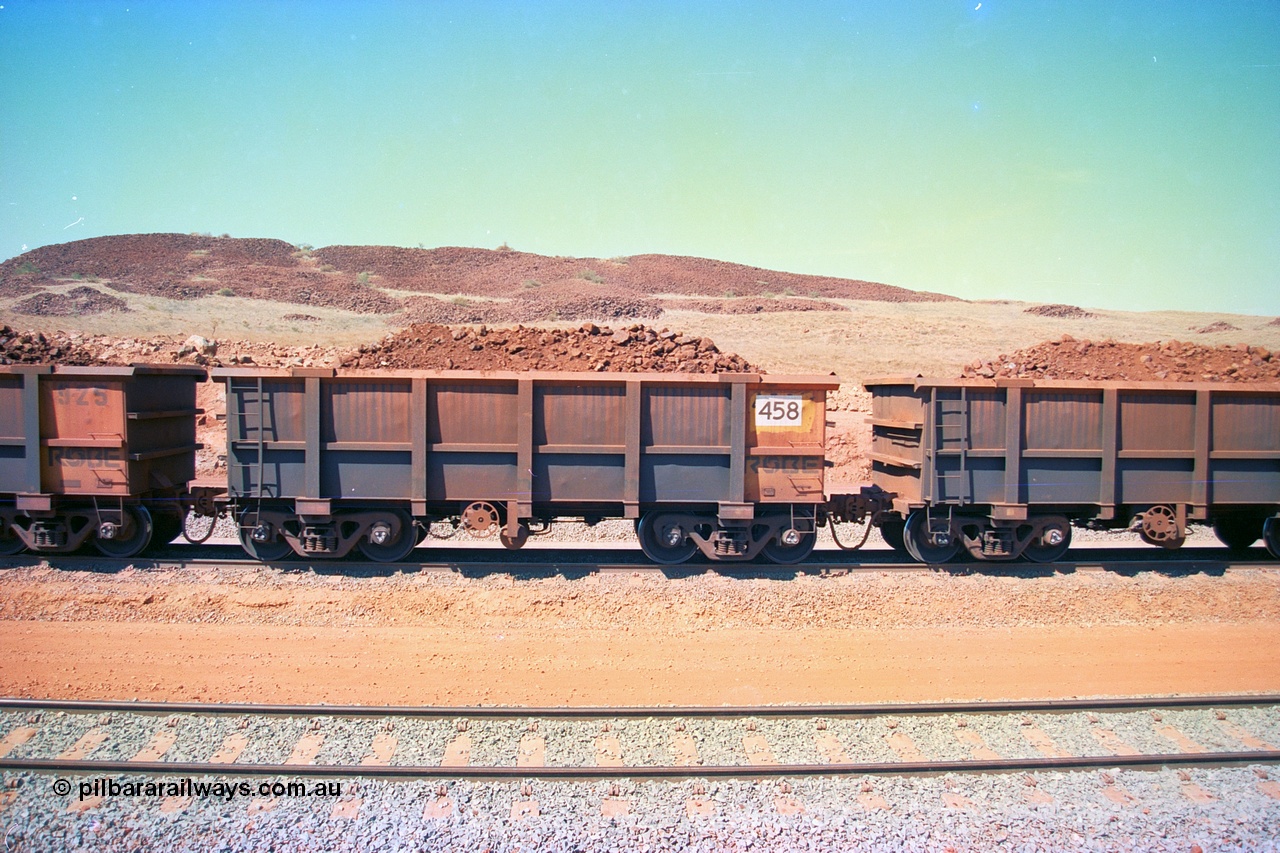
xmin=0 ymin=289 xmax=399 ymax=346
xmin=3 ymin=286 xmax=1277 ymax=381
xmin=662 ymin=302 xmax=1280 ymax=380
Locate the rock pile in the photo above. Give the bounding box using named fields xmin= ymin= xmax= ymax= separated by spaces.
xmin=0 ymin=326 xmax=100 ymax=365
xmin=664 ymin=297 xmax=847 ymax=315
xmin=12 ymin=286 xmax=130 ymax=316
xmin=1023 ymin=303 xmax=1095 ymax=319
xmin=402 ymin=285 xmax=664 ymax=326
xmin=961 ymin=335 xmax=1279 ymax=383
xmin=1193 ymin=321 xmax=1240 ymax=334
xmin=364 ymin=322 xmax=757 ymax=373
xmin=0 ymin=321 xmax=758 ymax=374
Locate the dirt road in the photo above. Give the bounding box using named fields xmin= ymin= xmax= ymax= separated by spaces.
xmin=2 ymin=565 xmax=1277 ymax=705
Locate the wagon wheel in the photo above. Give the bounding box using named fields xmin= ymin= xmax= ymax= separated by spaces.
xmin=93 ymin=505 xmax=154 ymax=558
xmin=1212 ymin=515 xmax=1263 ymax=551
xmin=1137 ymin=505 xmax=1184 ymax=549
xmin=499 ymin=522 xmax=530 ymax=550
xmin=358 ymin=510 xmax=419 ymax=563
xmin=150 ymin=509 xmax=185 ymax=547
xmin=0 ymin=521 xmax=25 ymax=556
xmin=876 ymin=517 xmax=907 ymax=553
xmin=636 ymin=512 xmax=699 ymax=565
xmin=1264 ymin=517 xmax=1280 ymax=560
xmin=902 ymin=509 xmax=960 ymax=563
xmin=760 ymin=512 xmax=817 ymax=565
xmin=237 ymin=506 xmax=294 ymax=561
xmin=1022 ymin=516 xmax=1072 ymax=563
xmin=183 ymin=510 xmax=218 ymax=544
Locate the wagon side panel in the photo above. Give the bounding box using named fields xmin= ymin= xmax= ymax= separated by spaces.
xmin=533 ymin=381 xmax=628 ymax=504
xmin=640 ymin=382 xmax=736 ymax=504
xmin=1207 ymin=389 xmax=1280 ymax=507
xmin=745 ymin=384 xmax=827 ymax=503
xmin=865 ymin=381 xmax=927 ymax=511
xmin=223 ymin=374 xmax=307 ymax=499
xmin=0 ymin=370 xmax=38 ymax=495
xmin=321 ymin=377 xmax=414 ymax=500
xmin=427 ymin=380 xmax=520 ymax=502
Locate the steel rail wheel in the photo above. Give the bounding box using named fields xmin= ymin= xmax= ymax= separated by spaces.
xmin=150 ymin=510 xmax=184 ymax=548
xmin=877 ymin=517 xmax=907 ymax=553
xmin=903 ymin=509 xmax=961 ymax=563
xmin=1213 ymin=515 xmax=1264 ymax=551
xmin=499 ymin=522 xmax=530 ymax=550
xmin=636 ymin=511 xmax=699 ymax=565
xmin=1022 ymin=516 xmax=1072 ymax=563
xmin=1265 ymin=517 xmax=1280 ymax=560
xmin=760 ymin=512 xmax=817 ymax=564
xmin=93 ymin=505 xmax=154 ymax=558
xmin=238 ymin=507 xmax=293 ymax=561
xmin=0 ymin=521 xmax=25 ymax=555
xmin=357 ymin=510 xmax=419 ymax=563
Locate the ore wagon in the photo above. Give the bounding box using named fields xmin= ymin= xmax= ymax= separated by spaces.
xmin=213 ymin=367 xmax=839 ymax=563
xmin=0 ymin=364 xmax=206 ymax=556
xmin=865 ymin=377 xmax=1280 ymax=562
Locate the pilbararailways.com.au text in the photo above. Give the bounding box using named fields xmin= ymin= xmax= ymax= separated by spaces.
xmin=52 ymin=777 xmax=342 ymax=802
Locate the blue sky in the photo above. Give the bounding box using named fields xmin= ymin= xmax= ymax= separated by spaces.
xmin=1 ymin=1 xmax=1277 ymax=312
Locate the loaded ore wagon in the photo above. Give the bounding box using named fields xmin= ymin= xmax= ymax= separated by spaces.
xmin=213 ymin=367 xmax=840 ymax=564
xmin=0 ymin=364 xmax=206 ymax=556
xmin=865 ymin=377 xmax=1280 ymax=562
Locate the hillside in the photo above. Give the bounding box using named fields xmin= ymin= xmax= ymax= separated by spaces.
xmin=0 ymin=233 xmax=954 ymax=323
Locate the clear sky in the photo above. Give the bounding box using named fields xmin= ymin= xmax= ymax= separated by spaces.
xmin=1 ymin=1 xmax=1277 ymax=312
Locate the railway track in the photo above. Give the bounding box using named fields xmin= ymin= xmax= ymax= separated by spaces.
xmin=4 ymin=542 xmax=1278 ymax=577
xmin=3 ymin=695 xmax=1278 ymax=782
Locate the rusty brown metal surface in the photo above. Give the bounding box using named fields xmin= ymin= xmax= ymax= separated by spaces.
xmin=865 ymin=377 xmax=1280 ymax=518
xmin=212 ymin=368 xmax=837 ymax=512
xmin=0 ymin=365 xmax=205 ymax=499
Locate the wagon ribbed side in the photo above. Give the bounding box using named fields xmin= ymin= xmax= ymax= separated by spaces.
xmin=212 ymin=367 xmax=837 ymax=563
xmin=0 ymin=364 xmax=206 ymax=556
xmin=864 ymin=377 xmax=1280 ymax=562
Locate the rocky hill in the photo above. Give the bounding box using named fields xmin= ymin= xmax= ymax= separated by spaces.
xmin=0 ymin=233 xmax=957 ymax=322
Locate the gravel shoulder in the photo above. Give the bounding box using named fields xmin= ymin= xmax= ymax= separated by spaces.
xmin=2 ymin=565 xmax=1278 ymax=706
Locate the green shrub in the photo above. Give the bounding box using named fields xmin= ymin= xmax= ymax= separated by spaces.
xmin=579 ymin=269 xmax=604 ymax=284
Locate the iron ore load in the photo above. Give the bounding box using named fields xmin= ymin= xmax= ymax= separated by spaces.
xmin=1 ymin=363 xmax=1278 ymax=564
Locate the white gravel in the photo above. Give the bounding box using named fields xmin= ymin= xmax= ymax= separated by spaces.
xmin=3 ymin=767 xmax=1279 ymax=852
xmin=4 ymin=707 xmax=1279 ymax=851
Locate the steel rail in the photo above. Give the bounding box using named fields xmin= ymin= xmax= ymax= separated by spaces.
xmin=3 ymin=694 xmax=1279 ymax=719
xmin=4 ymin=751 xmax=1279 ymax=781
xmin=2 ymin=552 xmax=1276 ymax=576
